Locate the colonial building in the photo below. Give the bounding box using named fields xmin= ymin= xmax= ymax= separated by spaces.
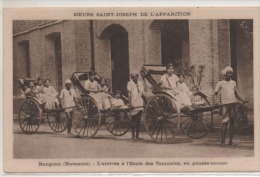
xmin=13 ymin=20 xmax=253 ymax=110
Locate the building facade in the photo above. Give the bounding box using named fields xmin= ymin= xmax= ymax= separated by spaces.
xmin=13 ymin=20 xmax=253 ymax=111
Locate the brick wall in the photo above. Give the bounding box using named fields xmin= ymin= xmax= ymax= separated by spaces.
xmin=189 ymin=20 xmax=231 ymax=103
xmin=13 ymin=20 xmax=53 ymax=34
xmin=13 ymin=20 xmax=252 ymax=112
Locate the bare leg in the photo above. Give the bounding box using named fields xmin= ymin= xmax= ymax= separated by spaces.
xmin=131 ymin=116 xmax=135 ymax=139
xmin=229 ymin=116 xmax=234 ymax=145
xmin=67 ymin=112 xmax=72 ymax=134
xmin=221 ymin=122 xmax=228 ymax=145
xmin=136 ymin=112 xmax=142 ymax=139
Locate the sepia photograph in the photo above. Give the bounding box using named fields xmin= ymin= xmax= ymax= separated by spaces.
xmin=3 ymin=7 xmax=260 ymax=173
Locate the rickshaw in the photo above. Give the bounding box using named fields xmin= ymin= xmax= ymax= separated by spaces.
xmin=140 ymin=65 xmax=249 ymax=143
xmin=70 ymin=72 xmax=131 ymax=138
xmin=17 ymin=78 xmax=69 ymax=134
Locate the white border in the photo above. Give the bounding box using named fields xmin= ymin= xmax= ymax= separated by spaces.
xmin=1 ymin=1 xmax=260 ymax=177
xmin=2 ymin=0 xmax=260 ymax=8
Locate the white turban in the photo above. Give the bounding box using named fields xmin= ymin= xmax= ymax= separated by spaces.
xmin=222 ymin=66 xmax=233 ymax=75
xmin=65 ymin=79 xmax=72 ymax=84
xmin=130 ymin=72 xmax=139 ymax=78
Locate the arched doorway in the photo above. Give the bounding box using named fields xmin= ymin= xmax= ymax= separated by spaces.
xmin=45 ymin=32 xmax=62 ymax=90
xmin=100 ymin=24 xmax=130 ymax=96
xmin=150 ymin=20 xmax=190 ymax=65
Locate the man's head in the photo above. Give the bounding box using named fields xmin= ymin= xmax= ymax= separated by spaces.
xmin=65 ymin=79 xmax=72 ymax=89
xmin=131 ymin=72 xmax=139 ymax=83
xmin=222 ymin=66 xmax=233 ymax=81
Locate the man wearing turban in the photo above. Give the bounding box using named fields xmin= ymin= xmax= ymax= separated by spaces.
xmin=215 ymin=66 xmax=245 ymax=146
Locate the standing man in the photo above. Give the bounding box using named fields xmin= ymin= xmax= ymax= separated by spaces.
xmin=215 ymin=66 xmax=245 ymax=146
xmin=60 ymin=79 xmax=77 ymax=135
xmin=127 ymin=72 xmax=146 ymax=140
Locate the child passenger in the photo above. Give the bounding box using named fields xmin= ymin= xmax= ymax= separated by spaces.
xmin=178 ymin=74 xmax=192 ymax=98
xmin=98 ymin=78 xmax=109 ymax=93
xmin=159 ymin=63 xmax=192 ymax=110
xmin=215 ymin=66 xmax=245 ymax=146
xmin=84 ymin=71 xmax=111 ymax=110
xmin=43 ymin=79 xmax=59 ymax=110
xmin=112 ymin=90 xmax=128 ymax=109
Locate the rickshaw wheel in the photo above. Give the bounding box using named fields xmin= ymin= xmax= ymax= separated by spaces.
xmin=180 ymin=94 xmax=212 ymax=139
xmin=18 ymin=99 xmax=42 ymax=134
xmin=144 ymin=94 xmax=179 ymax=143
xmin=105 ymin=110 xmax=130 ymax=136
xmin=47 ymin=110 xmax=68 ymax=133
xmin=73 ymin=96 xmax=101 ymax=138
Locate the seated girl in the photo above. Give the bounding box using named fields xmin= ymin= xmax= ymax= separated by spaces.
xmin=84 ymin=71 xmax=111 ymax=110
xmin=159 ymin=63 xmax=192 ymax=109
xmin=97 ymin=78 xmax=109 ymax=93
xmin=112 ymin=90 xmax=128 ymax=109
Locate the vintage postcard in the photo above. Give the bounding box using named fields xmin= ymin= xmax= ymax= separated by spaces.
xmin=3 ymin=7 xmax=260 ymax=173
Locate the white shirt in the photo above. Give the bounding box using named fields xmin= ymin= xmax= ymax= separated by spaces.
xmin=43 ymin=86 xmax=58 ymax=97
xmin=112 ymin=98 xmax=124 ymax=107
xmin=215 ymin=80 xmax=237 ymax=104
xmin=127 ymin=80 xmax=144 ymax=111
xmin=60 ymin=88 xmax=76 ymax=108
xmin=160 ymin=74 xmax=179 ymax=89
xmin=178 ymin=82 xmax=190 ymax=93
xmin=84 ymin=79 xmax=98 ymax=91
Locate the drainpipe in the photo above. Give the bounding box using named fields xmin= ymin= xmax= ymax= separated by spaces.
xmin=89 ymin=20 xmax=95 ymax=71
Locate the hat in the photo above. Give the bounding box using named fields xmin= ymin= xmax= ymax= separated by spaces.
xmin=222 ymin=66 xmax=233 ymax=75
xmin=65 ymin=79 xmax=72 ymax=84
xmin=130 ymin=72 xmax=139 ymax=78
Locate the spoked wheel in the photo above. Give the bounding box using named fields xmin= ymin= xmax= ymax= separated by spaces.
xmin=73 ymin=96 xmax=101 ymax=138
xmin=18 ymin=99 xmax=42 ymax=134
xmin=105 ymin=110 xmax=130 ymax=136
xmin=47 ymin=110 xmax=68 ymax=133
xmin=144 ymin=94 xmax=179 ymax=143
xmin=180 ymin=93 xmax=212 ymax=139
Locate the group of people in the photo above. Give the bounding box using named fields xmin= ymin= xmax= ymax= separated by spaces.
xmin=159 ymin=63 xmax=245 ymax=146
xmin=84 ymin=71 xmax=145 ymax=140
xmin=22 ymin=63 xmax=245 ymax=145
xmin=23 ymin=78 xmax=77 ymax=135
xmin=23 ymin=78 xmax=60 ymax=110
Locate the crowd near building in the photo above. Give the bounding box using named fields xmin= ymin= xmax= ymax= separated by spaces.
xmin=13 ymin=19 xmax=253 ymax=111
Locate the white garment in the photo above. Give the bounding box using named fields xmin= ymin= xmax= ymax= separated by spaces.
xmin=178 ymin=82 xmax=192 ymax=106
xmin=215 ymin=80 xmax=237 ymax=104
xmin=160 ymin=74 xmax=179 ymax=89
xmin=60 ymin=88 xmax=76 ymax=112
xmin=127 ymin=80 xmax=144 ymax=115
xmin=84 ymin=79 xmax=111 ymax=110
xmin=112 ymin=98 xmax=124 ymax=107
xmin=178 ymin=82 xmax=191 ymax=95
xmin=97 ymin=84 xmax=109 ymax=93
xmin=43 ymin=86 xmax=59 ymax=109
xmin=160 ymin=74 xmax=192 ymax=108
xmin=84 ymin=80 xmax=98 ymax=91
